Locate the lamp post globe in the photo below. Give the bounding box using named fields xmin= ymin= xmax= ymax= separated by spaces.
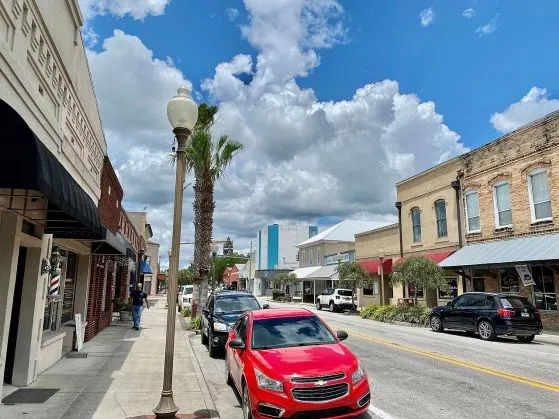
xmin=167 ymin=87 xmax=198 ymax=131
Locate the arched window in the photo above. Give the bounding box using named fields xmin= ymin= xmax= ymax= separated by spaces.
xmin=435 ymin=200 xmax=447 ymax=238
xmin=411 ymin=207 xmax=421 ymax=242
xmin=528 ymin=169 xmax=552 ymax=222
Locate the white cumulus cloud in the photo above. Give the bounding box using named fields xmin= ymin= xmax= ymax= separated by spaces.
xmin=79 ymin=0 xmax=172 ymax=20
xmin=419 ymin=8 xmax=435 ymax=27
xmin=462 ymin=8 xmax=475 ymax=19
xmin=476 ymin=14 xmax=499 ymax=36
xmin=226 ymin=7 xmax=240 ymax=21
xmin=490 ymin=87 xmax=559 ymax=133
xmin=88 ymin=0 xmax=468 ymax=268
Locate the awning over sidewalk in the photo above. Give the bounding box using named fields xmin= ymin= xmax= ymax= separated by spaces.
xmin=139 ymin=260 xmax=153 ymax=274
xmin=92 ymin=228 xmax=127 ymax=256
xmin=0 ymin=100 xmax=102 ymax=240
xmin=291 ymin=265 xmax=338 ymax=280
xmin=359 ymin=258 xmax=393 ymax=275
xmin=291 ymin=266 xmax=322 ymax=279
xmin=394 ymin=251 xmax=455 ymax=265
xmin=439 ymin=233 xmax=559 ymax=269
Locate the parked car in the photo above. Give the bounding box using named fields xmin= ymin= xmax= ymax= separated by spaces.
xmin=429 ymin=292 xmax=543 ymax=342
xmin=201 ymin=290 xmax=268 ymax=357
xmin=316 ymin=288 xmax=356 ymax=312
xmin=225 ymin=308 xmax=370 ymax=419
xmin=178 ymin=285 xmax=194 ymax=311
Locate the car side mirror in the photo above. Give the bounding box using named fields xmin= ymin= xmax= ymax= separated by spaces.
xmin=202 ymin=309 xmax=209 ymax=316
xmin=336 ymin=330 xmax=348 ymax=341
xmin=229 ymin=338 xmax=245 ymax=350
xmin=262 ymin=304 xmax=270 ymax=309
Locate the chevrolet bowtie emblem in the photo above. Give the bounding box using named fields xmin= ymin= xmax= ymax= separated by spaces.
xmin=316 ymin=380 xmax=327 ymax=386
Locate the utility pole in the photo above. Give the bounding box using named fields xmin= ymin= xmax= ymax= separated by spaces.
xmin=248 ymin=240 xmax=252 ymax=292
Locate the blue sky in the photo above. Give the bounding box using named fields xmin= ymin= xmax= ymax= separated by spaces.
xmin=82 ymin=0 xmax=559 ymax=264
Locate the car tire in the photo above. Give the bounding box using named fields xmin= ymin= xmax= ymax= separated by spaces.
xmin=316 ymin=300 xmax=322 ymax=310
xmin=477 ymin=320 xmax=496 ymax=341
xmin=225 ymin=354 xmax=233 ymax=386
xmin=242 ymin=382 xmax=252 ymax=419
xmin=208 ymin=331 xmax=218 ymax=358
xmin=201 ymin=325 xmax=208 ymax=345
xmin=430 ymin=315 xmax=444 ymax=332
xmin=329 ymin=301 xmax=335 ymax=312
xmin=517 ymin=335 xmax=535 ymax=343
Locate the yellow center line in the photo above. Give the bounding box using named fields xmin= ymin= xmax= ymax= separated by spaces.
xmin=334 ymin=326 xmax=559 ymax=393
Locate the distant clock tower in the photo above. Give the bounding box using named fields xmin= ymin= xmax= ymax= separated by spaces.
xmin=223 ymin=237 xmax=234 ymax=256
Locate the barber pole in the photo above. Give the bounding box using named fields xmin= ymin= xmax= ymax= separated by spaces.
xmin=50 ymin=263 xmax=61 ymax=295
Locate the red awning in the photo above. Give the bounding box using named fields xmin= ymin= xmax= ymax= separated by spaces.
xmin=359 ymin=258 xmax=393 ymax=275
xmin=394 ymin=251 xmax=455 ymax=265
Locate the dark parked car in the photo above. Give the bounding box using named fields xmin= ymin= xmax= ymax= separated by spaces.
xmin=201 ymin=290 xmax=268 ymax=357
xmin=429 ymin=292 xmax=543 ymax=342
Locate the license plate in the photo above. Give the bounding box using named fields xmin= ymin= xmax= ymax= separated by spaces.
xmin=521 ymin=312 xmax=530 ymax=318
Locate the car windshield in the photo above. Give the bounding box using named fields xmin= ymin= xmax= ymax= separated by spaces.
xmin=183 ymin=286 xmax=193 ymax=294
xmin=251 ymin=315 xmax=337 ymax=350
xmin=500 ymin=296 xmax=534 ymax=309
xmin=214 ymin=295 xmax=260 ymax=313
xmin=337 ymin=290 xmax=352 ymax=296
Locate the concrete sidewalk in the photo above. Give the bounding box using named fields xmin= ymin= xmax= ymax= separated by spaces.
xmin=0 ymin=296 xmax=217 ymax=419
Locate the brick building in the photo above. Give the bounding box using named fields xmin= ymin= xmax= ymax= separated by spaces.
xmin=85 ymin=157 xmax=139 ymax=342
xmin=442 ymin=111 xmax=559 ymax=328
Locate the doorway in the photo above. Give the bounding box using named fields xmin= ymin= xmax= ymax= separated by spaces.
xmin=4 ymin=247 xmax=27 ymax=384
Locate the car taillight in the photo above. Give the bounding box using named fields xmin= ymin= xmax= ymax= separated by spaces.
xmin=497 ymin=308 xmax=515 ymax=318
xmin=335 ymin=295 xmax=340 ymax=299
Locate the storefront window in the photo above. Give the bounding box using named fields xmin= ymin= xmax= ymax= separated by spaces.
xmin=500 ymin=268 xmax=520 ymax=293
xmin=439 ymin=278 xmax=458 ymax=299
xmin=363 ymin=280 xmax=379 ymax=295
xmin=533 ymin=265 xmax=557 ymax=311
xmin=61 ymin=251 xmax=78 ymax=324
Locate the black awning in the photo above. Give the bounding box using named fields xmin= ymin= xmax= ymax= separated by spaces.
xmin=92 ymin=227 xmax=127 ymax=256
xmin=125 ymin=240 xmax=137 ymax=262
xmin=0 ymin=100 xmax=102 ymax=239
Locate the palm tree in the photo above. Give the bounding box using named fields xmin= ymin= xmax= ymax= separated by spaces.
xmin=185 ymin=104 xmax=243 ymax=315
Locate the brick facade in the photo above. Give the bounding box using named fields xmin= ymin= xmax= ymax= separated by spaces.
xmin=461 ymin=111 xmax=559 ymax=328
xmin=85 ymin=256 xmax=116 ymax=342
xmin=99 ymin=156 xmax=124 ymax=233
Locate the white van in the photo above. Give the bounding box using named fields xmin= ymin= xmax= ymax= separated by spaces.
xmin=178 ymin=285 xmax=194 ymax=310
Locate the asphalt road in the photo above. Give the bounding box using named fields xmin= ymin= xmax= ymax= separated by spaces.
xmin=187 ymin=300 xmax=559 ymax=419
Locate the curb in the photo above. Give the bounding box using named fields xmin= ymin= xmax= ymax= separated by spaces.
xmin=179 ymin=316 xmax=220 ymax=418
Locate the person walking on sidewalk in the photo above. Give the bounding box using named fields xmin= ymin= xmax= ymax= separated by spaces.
xmin=131 ymin=283 xmax=150 ymax=330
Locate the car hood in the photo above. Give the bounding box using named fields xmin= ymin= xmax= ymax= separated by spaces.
xmin=213 ymin=312 xmax=242 ymax=325
xmin=251 ymin=344 xmax=357 ymax=380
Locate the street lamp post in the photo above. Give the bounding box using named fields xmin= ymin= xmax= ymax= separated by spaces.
xmin=153 ymin=87 xmax=198 ymax=418
xmin=211 ymin=243 xmax=219 ymax=294
xmin=378 ymin=248 xmax=385 ymax=305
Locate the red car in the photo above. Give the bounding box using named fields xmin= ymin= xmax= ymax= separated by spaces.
xmin=225 ymin=308 xmax=370 ymax=419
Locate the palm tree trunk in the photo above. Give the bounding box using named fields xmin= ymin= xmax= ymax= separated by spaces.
xmin=194 ymin=176 xmax=215 ymax=316
xmin=191 ymin=180 xmax=202 ymax=319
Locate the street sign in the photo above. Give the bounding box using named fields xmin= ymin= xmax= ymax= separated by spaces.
xmin=515 ymin=265 xmax=535 ymax=286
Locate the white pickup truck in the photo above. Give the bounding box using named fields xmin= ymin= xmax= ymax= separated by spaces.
xmin=178 ymin=285 xmax=194 ymax=311
xmin=316 ymin=288 xmax=355 ymax=312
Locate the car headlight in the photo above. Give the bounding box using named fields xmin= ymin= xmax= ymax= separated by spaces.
xmin=213 ymin=322 xmax=228 ymax=332
xmin=351 ymin=363 xmax=366 ymax=385
xmin=255 ymin=368 xmax=283 ymax=392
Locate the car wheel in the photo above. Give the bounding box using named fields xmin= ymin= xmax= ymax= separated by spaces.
xmin=225 ymin=354 xmax=233 ymax=386
xmin=242 ymin=383 xmax=252 ymax=419
xmin=316 ymin=300 xmax=322 ymax=310
xmin=201 ymin=325 xmax=208 ymax=345
xmin=329 ymin=301 xmax=335 ymax=312
xmin=430 ymin=315 xmax=444 ymax=332
xmin=208 ymin=331 xmax=218 ymax=358
xmin=477 ymin=320 xmax=496 ymax=341
xmin=517 ymin=335 xmax=535 ymax=343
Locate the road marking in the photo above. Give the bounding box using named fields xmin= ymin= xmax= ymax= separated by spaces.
xmin=338 ymin=327 xmax=559 ymax=393
xmin=368 ymin=404 xmax=394 ymax=418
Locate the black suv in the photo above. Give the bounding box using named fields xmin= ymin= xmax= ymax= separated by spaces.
xmin=429 ymin=292 xmax=543 ymax=342
xmin=201 ymin=290 xmax=268 ymax=357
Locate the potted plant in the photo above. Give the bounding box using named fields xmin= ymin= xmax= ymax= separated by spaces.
xmin=116 ymin=300 xmax=132 ymax=321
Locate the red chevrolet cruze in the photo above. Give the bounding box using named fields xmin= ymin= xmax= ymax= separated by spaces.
xmin=225 ymin=308 xmax=370 ymax=419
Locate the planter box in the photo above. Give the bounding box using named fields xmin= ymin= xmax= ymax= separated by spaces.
xmin=120 ymin=311 xmax=132 ymax=321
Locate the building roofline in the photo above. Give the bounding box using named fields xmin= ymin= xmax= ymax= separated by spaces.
xmin=355 ymin=223 xmax=399 ymax=237
xmin=396 ymin=156 xmax=461 ymax=187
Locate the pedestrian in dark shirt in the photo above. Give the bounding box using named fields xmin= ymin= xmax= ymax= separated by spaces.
xmin=130 ymin=283 xmax=150 ymax=330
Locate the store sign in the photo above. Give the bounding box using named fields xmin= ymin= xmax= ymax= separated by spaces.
xmin=74 ymin=314 xmax=83 ymax=351
xmin=515 ymin=265 xmax=535 ymax=286
xmin=326 ymin=253 xmax=350 ymax=265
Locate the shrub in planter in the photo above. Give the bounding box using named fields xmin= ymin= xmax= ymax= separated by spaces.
xmin=188 ymin=316 xmax=201 ymax=330
xmin=272 ymin=290 xmax=286 ymax=301
xmin=116 ymin=301 xmax=132 ymax=321
xmin=182 ymin=306 xmax=192 ymax=317
xmin=360 ymin=304 xmax=380 ymax=319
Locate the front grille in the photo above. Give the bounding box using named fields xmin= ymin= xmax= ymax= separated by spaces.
xmin=292 ymin=406 xmax=350 ymax=419
xmin=292 ymin=383 xmax=349 ymax=402
xmin=291 ymin=373 xmax=345 ymax=384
